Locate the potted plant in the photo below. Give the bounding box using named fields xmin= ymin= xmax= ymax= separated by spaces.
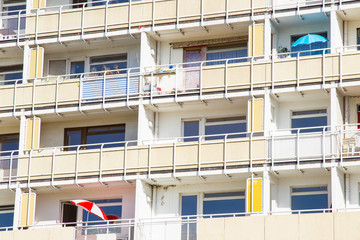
xmin=278 ymin=47 xmax=289 ymax=58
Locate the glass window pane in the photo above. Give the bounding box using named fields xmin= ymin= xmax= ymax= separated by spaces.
xmin=86 ymin=132 xmax=125 ymax=149
xmin=181 ymin=195 xmax=197 ymax=216
xmin=0 ymin=212 xmax=13 ymax=228
xmin=206 ymin=49 xmax=248 ymax=66
xmin=184 ymin=121 xmax=199 ymax=142
xmin=203 ymin=199 xmax=245 ymax=215
xmin=292 ymin=194 xmax=328 ymax=212
xmin=92 ymin=0 xmax=129 ymax=6
xmin=292 ymin=186 xmax=327 ymax=193
xmin=4 ymin=72 xmax=22 ymax=85
xmin=205 ymin=123 xmax=246 ymax=140
xmin=291 ymin=116 xmax=327 ymax=133
xmin=65 ymin=130 xmax=82 ymax=151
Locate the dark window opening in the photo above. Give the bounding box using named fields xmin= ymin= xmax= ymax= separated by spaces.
xmin=62 ymin=202 xmax=78 ymax=227
xmin=64 ymin=124 xmax=125 ymax=150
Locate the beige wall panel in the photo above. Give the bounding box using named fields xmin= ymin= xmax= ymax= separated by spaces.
xmin=84 ymin=8 xmax=105 ymax=29
xmin=0 ymin=88 xmax=14 ymax=109
xmin=228 ymin=0 xmax=251 ymax=12
xmin=16 ymin=85 xmax=33 ymax=107
xmin=201 ymin=142 xmax=224 ymax=166
xmin=61 ymin=11 xmax=82 ymax=32
xmin=254 ymin=0 xmax=267 ymax=9
xmin=265 ymin=215 xmax=299 ymax=240
xmin=334 ymin=212 xmax=360 ymax=240
xmin=17 ymin=157 xmax=29 ymax=178
xmin=26 ymin=16 xmax=36 ymax=35
xmin=34 ymin=85 xmax=56 ymax=106
xmin=299 ymin=57 xmax=322 ymax=80
xmin=150 ymin=146 xmax=173 ymax=167
xmin=228 ymin=65 xmax=251 ymax=87
xmin=202 ymin=68 xmax=225 ymax=89
xmin=298 ymin=213 xmax=333 ymax=240
xmin=78 ymin=152 xmax=100 ymax=173
xmin=131 ymin=3 xmax=152 ymax=23
xmin=226 ymin=141 xmax=250 ymax=163
xmin=175 ymin=144 xmax=198 ymax=168
xmin=102 ymin=150 xmax=125 ymax=171
xmin=325 ymin=55 xmax=339 ymax=80
xmin=13 ymin=227 xmax=75 ymax=240
xmin=155 ymin=0 xmax=176 ymax=20
xmin=0 ymin=231 xmax=13 ymax=240
xmin=253 ymin=63 xmax=267 ymax=85
xmin=37 ymin=14 xmax=59 ymax=34
xmin=30 ymin=156 xmax=52 ymax=176
xmin=342 ymin=54 xmax=360 ymax=76
xmin=58 ymin=82 xmax=80 ymax=103
xmin=137 ymin=148 xmax=149 ymax=170
xmin=126 ymin=148 xmax=140 ymax=169
xmin=224 ymin=216 xmax=265 ymax=240
xmin=108 ymin=5 xmax=129 ymax=25
xmin=198 ymin=218 xmax=225 ymax=240
xmin=252 ymin=139 xmax=265 ymax=161
xmin=204 ymin=0 xmax=225 ymax=14
xmin=179 ymin=0 xmax=201 ymax=17
xmin=54 ymin=154 xmax=76 ymax=175
xmin=274 ymin=60 xmax=297 ymax=82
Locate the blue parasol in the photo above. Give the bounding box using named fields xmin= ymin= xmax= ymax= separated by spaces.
xmin=292 ymin=34 xmax=329 ymax=47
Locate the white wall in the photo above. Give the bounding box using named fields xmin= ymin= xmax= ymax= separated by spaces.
xmin=34 ymin=184 xmax=136 ymax=225
xmin=347 ymin=20 xmax=360 ymax=50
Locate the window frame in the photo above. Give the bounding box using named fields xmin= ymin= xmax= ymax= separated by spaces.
xmin=0 ymin=205 xmax=14 ymax=229
xmin=89 ymin=53 xmax=128 ymax=75
xmin=290 ymin=185 xmax=329 ymax=213
xmin=64 ymin=124 xmax=126 ymax=150
xmin=291 ymin=109 xmax=328 ymax=132
xmin=0 ymin=65 xmax=23 ymax=85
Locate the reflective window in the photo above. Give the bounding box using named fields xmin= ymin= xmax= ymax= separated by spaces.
xmin=0 ymin=65 xmax=23 ymax=85
xmin=64 ymin=124 xmax=125 ymax=150
xmin=291 ymin=109 xmax=327 ymax=133
xmin=0 ymin=134 xmax=19 ymax=170
xmin=0 ymin=205 xmax=14 ymax=230
xmin=92 ymin=0 xmax=129 ymax=6
xmin=183 ymin=121 xmax=200 ymax=142
xmin=89 ymin=54 xmax=127 ymax=74
xmin=203 ymin=192 xmax=245 ymax=216
xmin=291 ymin=186 xmax=328 ymax=213
xmin=205 ymin=117 xmax=246 ymax=140
xmin=181 ymin=195 xmax=197 ymax=240
xmin=206 ymin=44 xmax=248 ymax=65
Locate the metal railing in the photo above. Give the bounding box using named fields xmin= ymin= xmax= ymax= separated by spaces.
xmin=0 ymin=125 xmax=359 ymax=188
xmin=0 ymin=0 xmax=358 ymax=45
xmin=2 ymin=45 xmax=360 ymax=117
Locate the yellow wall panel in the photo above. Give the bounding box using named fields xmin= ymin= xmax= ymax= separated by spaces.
xmin=29 ymin=47 xmax=44 ymax=79
xmin=247 ymin=178 xmax=262 ymax=213
xmin=20 ymin=193 xmax=36 ymax=226
xmin=26 ymin=118 xmax=41 ymax=150
xmin=248 ymin=98 xmax=264 ymax=132
xmin=33 ymin=0 xmax=45 ymax=9
xmin=248 ymin=24 xmax=264 ymax=57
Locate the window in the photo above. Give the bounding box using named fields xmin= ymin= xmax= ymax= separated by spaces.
xmin=62 ymin=202 xmax=78 ymax=227
xmin=183 ymin=121 xmax=200 ymax=142
xmin=291 ymin=186 xmax=328 ymax=213
xmin=90 ymin=54 xmax=127 ymax=74
xmin=203 ymin=192 xmax=245 ymax=215
xmin=49 ymin=60 xmax=66 ymax=76
xmin=0 ymin=65 xmax=23 ymax=85
xmin=70 ymin=61 xmax=85 ymax=78
xmin=92 ymin=0 xmax=129 ymax=6
xmin=64 ymin=124 xmax=125 ymax=150
xmin=205 ymin=117 xmax=246 ymax=140
xmin=2 ymin=1 xmax=26 ymax=15
xmin=206 ymin=44 xmax=247 ymax=65
xmin=72 ymin=0 xmax=87 ymax=8
xmin=0 ymin=205 xmax=14 ymax=230
xmin=291 ymin=109 xmax=327 ymax=133
xmin=181 ymin=195 xmax=197 ymax=240
xmin=0 ymin=134 xmax=19 ymax=170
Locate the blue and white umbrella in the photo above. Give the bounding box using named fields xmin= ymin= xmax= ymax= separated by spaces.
xmin=292 ymin=34 xmax=329 ymax=47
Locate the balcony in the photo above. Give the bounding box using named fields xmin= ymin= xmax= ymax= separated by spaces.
xmin=1 ymin=210 xmax=360 ymax=240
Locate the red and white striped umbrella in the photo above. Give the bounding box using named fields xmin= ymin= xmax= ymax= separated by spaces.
xmin=70 ymin=200 xmax=108 ymax=221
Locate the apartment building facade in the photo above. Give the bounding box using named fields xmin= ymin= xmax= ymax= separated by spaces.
xmin=0 ymin=0 xmax=360 ymax=239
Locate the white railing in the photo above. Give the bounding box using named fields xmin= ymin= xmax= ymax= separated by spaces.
xmin=0 ymin=125 xmax=359 ymax=187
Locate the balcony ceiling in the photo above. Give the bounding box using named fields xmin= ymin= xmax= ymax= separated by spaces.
xmin=340 ymin=7 xmax=360 ymax=21
xmin=274 ymin=12 xmax=329 ymax=28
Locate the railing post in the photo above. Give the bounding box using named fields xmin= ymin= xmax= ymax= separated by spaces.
xmin=322 ymin=49 xmax=326 ymax=87
xmin=127 ymin=69 xmax=130 ymax=107
xmin=16 ymin=10 xmax=23 ymax=46
xmin=81 ymin=3 xmax=86 ymax=38
xmin=152 ymin=0 xmax=155 ymax=30
xmin=51 ymin=148 xmax=56 ymax=187
xmin=58 ymin=6 xmax=63 ymax=41
xmin=271 ymin=134 xmax=274 ymax=168
xmin=12 ymin=80 xmax=18 ymax=119
xmin=175 ymin=64 xmax=179 ymax=103
xmin=35 ymin=8 xmax=40 ymax=44
xmin=79 ymin=74 xmax=84 ymax=113
xmin=250 ymin=132 xmax=253 ymax=169
xmin=102 ymin=71 xmax=107 ymax=110
xmin=55 ymin=76 xmax=60 ymax=115
xmin=296 ymin=52 xmax=300 ymax=89
xmin=322 ymin=127 xmax=326 ymax=165
xmin=271 ymin=54 xmax=275 ymax=92
xmin=296 ymin=129 xmax=300 ymax=166
xmin=148 ymin=144 xmax=152 ymax=176
xmin=200 ymin=62 xmax=203 ymax=101
xmin=339 ymin=51 xmax=343 ymax=86
xmin=250 ymin=57 xmax=254 ymax=92
xmin=128 ymin=0 xmax=132 ymax=33
xmin=8 ymin=151 xmax=15 ymax=189
xmin=105 ymin=0 xmax=110 ymax=36
xmin=75 ymin=145 xmax=80 ymax=185
xmin=99 ymin=143 xmax=104 ymax=183
xmin=224 ymin=134 xmax=227 ymax=172
xmin=198 ymin=136 xmax=202 ymax=173
xmin=173 ymin=140 xmax=177 ymax=175
xmin=124 ymin=142 xmax=128 ymax=179
xmin=225 ymin=59 xmax=228 ymax=99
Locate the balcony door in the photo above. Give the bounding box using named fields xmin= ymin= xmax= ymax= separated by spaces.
xmin=183 ymin=47 xmax=205 ymax=92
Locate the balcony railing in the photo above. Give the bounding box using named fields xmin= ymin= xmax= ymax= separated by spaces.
xmin=1 ymin=0 xmax=358 ymax=45
xmin=2 ymin=46 xmax=360 ymax=117
xmin=0 ymin=125 xmax=359 ymax=188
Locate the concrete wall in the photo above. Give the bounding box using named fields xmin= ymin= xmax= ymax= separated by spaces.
xmin=0 ymin=227 xmax=75 ymax=240
xmin=198 ymin=211 xmax=360 ymax=240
